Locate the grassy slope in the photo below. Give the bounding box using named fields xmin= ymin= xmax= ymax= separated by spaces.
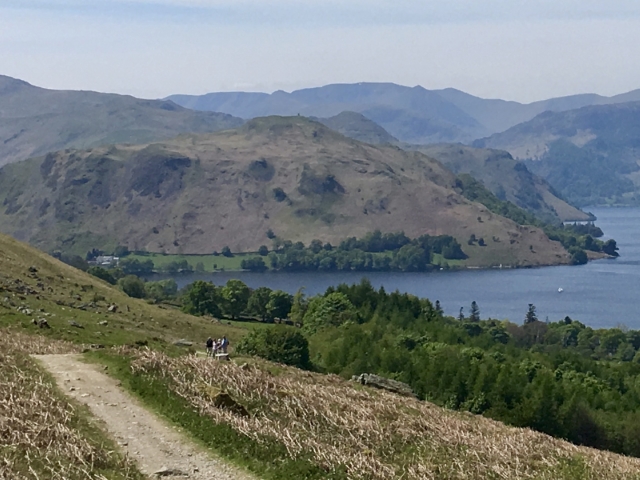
xmin=0 ymin=232 xmax=246 ymax=349
xmin=95 ymin=349 xmax=640 ymax=480
xmin=0 ymin=116 xmax=570 ymax=268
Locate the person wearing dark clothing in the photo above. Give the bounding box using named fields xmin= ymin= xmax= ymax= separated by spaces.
xmin=206 ymin=337 xmax=214 ymax=357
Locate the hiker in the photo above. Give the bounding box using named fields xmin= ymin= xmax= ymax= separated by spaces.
xmin=221 ymin=335 xmax=229 ymax=354
xmin=206 ymin=337 xmax=214 ymax=357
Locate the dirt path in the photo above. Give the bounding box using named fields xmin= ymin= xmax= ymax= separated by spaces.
xmin=35 ymin=354 xmax=256 ymax=480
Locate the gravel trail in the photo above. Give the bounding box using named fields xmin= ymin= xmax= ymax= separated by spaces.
xmin=35 ymin=354 xmax=256 ymax=480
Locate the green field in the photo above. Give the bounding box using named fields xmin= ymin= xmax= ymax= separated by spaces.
xmin=127 ymin=250 xmax=469 ymax=274
xmin=128 ymin=252 xmax=257 ymax=272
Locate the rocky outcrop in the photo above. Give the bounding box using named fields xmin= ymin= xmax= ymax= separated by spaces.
xmin=352 ymin=373 xmax=416 ymax=398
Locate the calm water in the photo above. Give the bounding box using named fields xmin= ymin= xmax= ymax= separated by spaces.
xmin=150 ymin=207 xmax=640 ymax=329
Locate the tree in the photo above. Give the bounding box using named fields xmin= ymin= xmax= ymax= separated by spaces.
xmin=267 ymin=290 xmax=293 ymax=320
xmin=118 ymin=275 xmax=146 ymax=299
xmin=221 ymin=279 xmax=251 ymax=319
xmin=458 ymin=307 xmax=465 ymax=322
xmin=266 ymin=229 xmax=276 ymax=239
xmin=393 ymin=245 xmax=429 ymax=271
xmin=435 ymin=300 xmax=444 ymax=316
xmin=303 ymin=292 xmax=357 ymax=333
xmin=525 ymin=304 xmax=538 ymax=324
xmin=119 ymin=257 xmax=154 ymax=275
xmin=569 ymin=247 xmax=588 ymax=265
xmin=247 ymin=286 xmax=272 ymax=321
xmin=258 ymin=245 xmax=269 ymax=256
xmin=310 ymin=239 xmax=324 ymax=254
xmin=114 ymin=245 xmax=130 ymax=257
xmin=240 ymin=257 xmax=268 ymax=272
xmin=289 ymin=288 xmax=307 ymax=324
xmin=87 ymin=266 xmax=116 ymax=285
xmin=145 ymin=279 xmax=178 ymax=301
xmin=181 ymin=280 xmax=221 ymax=317
xmin=195 ymin=262 xmax=205 ymax=273
xmin=602 ymin=239 xmax=619 ymax=257
xmin=236 ymin=326 xmax=311 ymax=369
xmin=470 ymin=301 xmax=480 ymax=322
xmin=221 ymin=246 xmax=233 ymax=257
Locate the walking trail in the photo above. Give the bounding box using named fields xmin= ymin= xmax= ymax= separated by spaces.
xmin=35 ymin=354 xmax=256 ymax=480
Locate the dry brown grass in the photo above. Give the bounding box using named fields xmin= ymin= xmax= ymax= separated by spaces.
xmin=132 ymin=350 xmax=640 ymax=480
xmin=0 ymin=332 xmax=142 ymax=480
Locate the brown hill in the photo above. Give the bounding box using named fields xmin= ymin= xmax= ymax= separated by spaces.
xmin=0 ymin=116 xmax=570 ymax=267
xmin=0 ymin=75 xmax=243 ymax=167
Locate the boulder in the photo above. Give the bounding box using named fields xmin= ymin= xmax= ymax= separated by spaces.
xmin=213 ymin=392 xmax=249 ymax=417
xmin=173 ymin=339 xmax=193 ymax=347
xmin=68 ymin=320 xmax=84 ymax=329
xmin=352 ymin=373 xmax=417 ymax=398
xmin=107 ymin=304 xmax=118 ymax=313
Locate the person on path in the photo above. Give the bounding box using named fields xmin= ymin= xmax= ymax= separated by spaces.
xmin=221 ymin=335 xmax=229 ymax=354
xmin=206 ymin=337 xmax=214 ymax=357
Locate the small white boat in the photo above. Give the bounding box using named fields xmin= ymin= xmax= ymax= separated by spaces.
xmin=558 ymin=287 xmax=564 ymax=293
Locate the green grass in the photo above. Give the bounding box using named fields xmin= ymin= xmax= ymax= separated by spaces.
xmin=87 ymin=351 xmax=348 ymax=480
xmin=128 ymin=252 xmax=255 ymax=272
xmin=0 ymin=232 xmax=249 ymax=352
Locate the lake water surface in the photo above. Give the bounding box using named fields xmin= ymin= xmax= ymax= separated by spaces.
xmin=152 ymin=207 xmax=640 ymax=329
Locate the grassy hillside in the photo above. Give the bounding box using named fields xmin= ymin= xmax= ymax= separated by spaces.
xmin=0 ymin=75 xmax=243 ymax=167
xmin=474 ymin=102 xmax=640 ymax=206
xmin=0 ymin=116 xmax=570 ymax=267
xmin=97 ymin=348 xmax=640 ymax=480
xmin=0 ymin=232 xmax=244 ymax=348
xmin=413 ymin=144 xmax=592 ymax=223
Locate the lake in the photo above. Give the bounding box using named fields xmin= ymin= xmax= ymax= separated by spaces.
xmin=149 ymin=207 xmax=640 ymax=329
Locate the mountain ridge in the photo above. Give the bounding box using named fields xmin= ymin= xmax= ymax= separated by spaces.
xmin=474 ymin=102 xmax=640 ymax=206
xmin=167 ymin=81 xmax=640 ymax=144
xmin=0 ymin=74 xmax=244 ymax=168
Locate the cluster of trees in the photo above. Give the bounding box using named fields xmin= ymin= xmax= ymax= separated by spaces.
xmin=181 ymin=280 xmax=293 ymax=322
xmin=87 ymin=266 xmax=177 ymax=301
xmin=293 ymin=280 xmax=640 ymax=458
xmin=240 ymin=230 xmax=467 ymax=273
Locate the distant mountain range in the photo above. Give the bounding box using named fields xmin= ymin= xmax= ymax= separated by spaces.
xmin=475 ymin=102 xmax=640 ymax=206
xmin=167 ymin=82 xmax=640 ymax=145
xmin=0 ymin=75 xmax=243 ymax=167
xmin=0 ymin=116 xmax=570 ymax=267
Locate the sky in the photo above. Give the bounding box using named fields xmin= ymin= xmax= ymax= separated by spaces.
xmin=1 ymin=0 xmax=640 ymax=103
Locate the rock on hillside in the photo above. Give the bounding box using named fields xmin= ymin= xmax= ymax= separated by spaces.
xmin=0 ymin=75 xmax=243 ymax=167
xmin=0 ymin=116 xmax=570 ymax=267
xmin=413 ymin=144 xmax=592 ymax=223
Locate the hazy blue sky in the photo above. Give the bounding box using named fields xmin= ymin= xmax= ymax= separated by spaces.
xmin=2 ymin=0 xmax=639 ymax=102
